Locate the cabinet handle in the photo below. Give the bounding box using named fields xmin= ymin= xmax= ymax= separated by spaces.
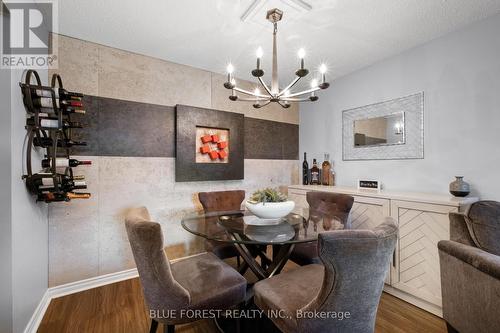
xmin=392 ymin=250 xmax=396 ymax=268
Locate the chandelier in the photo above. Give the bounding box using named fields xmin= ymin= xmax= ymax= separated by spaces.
xmin=223 ymin=8 xmax=330 ymax=109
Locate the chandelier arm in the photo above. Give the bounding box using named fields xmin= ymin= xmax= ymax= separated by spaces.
xmin=286 ymin=87 xmax=320 ymax=98
xmin=233 ymin=86 xmax=269 ymax=98
xmin=277 ymin=76 xmax=301 ymax=97
xmin=257 ymin=77 xmax=273 ymax=96
xmin=280 ymin=97 xmax=311 ymax=102
xmin=277 ymin=101 xmax=290 ymax=108
xmin=260 ymin=100 xmax=272 ymax=108
xmin=235 ymin=97 xmax=271 ymax=102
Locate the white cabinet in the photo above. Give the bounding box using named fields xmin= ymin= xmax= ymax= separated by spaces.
xmin=350 ymin=196 xmax=392 ymax=284
xmin=391 ymin=200 xmax=457 ymax=309
xmin=287 ymin=185 xmax=476 ymax=317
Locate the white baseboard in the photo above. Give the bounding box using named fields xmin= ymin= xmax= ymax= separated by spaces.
xmin=23 ymin=268 xmax=139 ymax=333
xmin=23 ymin=253 xmax=205 ymax=333
xmin=23 ymin=289 xmax=51 ymax=333
xmin=49 ymin=268 xmax=139 ymax=299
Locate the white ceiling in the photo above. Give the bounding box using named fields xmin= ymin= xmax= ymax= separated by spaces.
xmin=57 ymin=0 xmax=500 ymax=88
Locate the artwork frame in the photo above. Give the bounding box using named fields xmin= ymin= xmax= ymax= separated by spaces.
xmin=175 ymin=105 xmax=244 ymax=182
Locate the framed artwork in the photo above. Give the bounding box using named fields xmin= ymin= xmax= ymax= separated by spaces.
xmin=175 ymin=105 xmax=244 ymax=181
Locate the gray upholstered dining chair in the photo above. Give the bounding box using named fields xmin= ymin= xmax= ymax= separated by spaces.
xmin=253 ymin=218 xmax=397 ymax=333
xmin=438 ymin=201 xmax=500 ymax=333
xmin=125 ymin=207 xmax=247 ymax=333
xmin=289 ymin=191 xmax=354 ymax=266
xmin=198 ymin=190 xmax=245 ymax=266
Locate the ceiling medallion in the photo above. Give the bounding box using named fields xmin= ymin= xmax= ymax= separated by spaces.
xmin=224 ymin=8 xmax=330 ymax=109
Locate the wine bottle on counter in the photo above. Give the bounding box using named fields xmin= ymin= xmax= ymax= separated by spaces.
xmin=41 ymin=158 xmax=92 ymax=168
xmin=33 ymin=88 xmax=83 ymax=100
xmin=310 ymin=158 xmax=320 ymax=185
xmin=37 ymin=191 xmax=91 ymax=203
xmin=329 ymin=161 xmax=336 ymax=186
xmin=26 ymin=117 xmax=83 ymax=129
xmin=322 ymin=153 xmax=331 ymax=185
xmin=302 ymin=152 xmax=309 ymax=185
xmin=33 ymin=97 xmax=83 ymax=108
xmin=33 ymin=137 xmax=87 ymax=148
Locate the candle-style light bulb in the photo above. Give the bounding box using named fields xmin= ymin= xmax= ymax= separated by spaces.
xmin=226 ymin=63 xmax=234 ymax=86
xmin=298 ymin=48 xmax=306 ymax=70
xmin=254 ymin=88 xmax=260 ymax=96
xmin=256 ymin=47 xmax=263 ymax=59
xmin=319 ymin=63 xmax=327 ymax=84
xmin=298 ymin=48 xmax=306 ymax=59
xmin=256 ymin=47 xmax=263 ymax=70
xmin=310 ymin=79 xmax=318 ymax=88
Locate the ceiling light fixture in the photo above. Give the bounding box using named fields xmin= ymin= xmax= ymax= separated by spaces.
xmin=224 ymin=8 xmax=330 ymax=109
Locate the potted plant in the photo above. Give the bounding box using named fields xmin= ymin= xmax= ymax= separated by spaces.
xmin=245 ymin=188 xmax=295 ymax=219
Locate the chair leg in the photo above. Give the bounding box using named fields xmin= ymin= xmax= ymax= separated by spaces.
xmin=149 ymin=319 xmax=158 ymax=333
xmin=446 ymin=322 xmax=459 ymax=333
xmin=164 ymin=324 xmax=175 ymax=333
xmin=237 ymin=255 xmax=241 ymax=268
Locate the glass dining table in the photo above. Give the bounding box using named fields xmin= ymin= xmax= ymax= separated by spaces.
xmin=181 ymin=210 xmax=344 ymax=280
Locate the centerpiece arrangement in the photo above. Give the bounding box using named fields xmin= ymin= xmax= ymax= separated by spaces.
xmin=245 ymin=188 xmax=295 ymax=220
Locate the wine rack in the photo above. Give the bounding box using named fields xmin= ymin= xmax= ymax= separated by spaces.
xmin=20 ymin=70 xmax=91 ymax=203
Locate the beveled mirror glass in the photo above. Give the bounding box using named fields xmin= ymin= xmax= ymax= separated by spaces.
xmin=354 ymin=112 xmax=405 ymax=148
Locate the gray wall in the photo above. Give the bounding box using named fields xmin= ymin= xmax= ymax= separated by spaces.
xmin=300 ymin=13 xmax=500 ymax=200
xmin=10 ymin=69 xmax=49 ymax=333
xmin=0 ymin=52 xmax=13 ymax=333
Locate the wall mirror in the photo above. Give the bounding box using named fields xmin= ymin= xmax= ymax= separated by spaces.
xmin=354 ymin=112 xmax=405 ymax=148
xmin=343 ymin=92 xmax=423 ymax=160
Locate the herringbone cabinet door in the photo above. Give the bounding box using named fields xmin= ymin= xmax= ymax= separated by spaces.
xmin=350 ymin=196 xmax=392 ymax=284
xmin=391 ymin=200 xmax=457 ymax=307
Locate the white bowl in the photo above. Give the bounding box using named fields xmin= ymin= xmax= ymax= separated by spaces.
xmin=244 ymin=200 xmax=295 ymax=219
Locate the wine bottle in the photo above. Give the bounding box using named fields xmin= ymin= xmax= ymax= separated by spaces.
xmin=26 ymin=117 xmax=83 ymax=129
xmin=26 ymin=173 xmax=86 ymax=192
xmin=310 ymin=159 xmax=320 ymax=185
xmin=27 ymin=105 xmax=86 ymax=115
xmin=33 ymin=137 xmax=87 ymax=148
xmin=42 ymin=158 xmax=92 ymax=168
xmin=33 ymin=97 xmax=83 ymax=108
xmin=37 ymin=191 xmax=91 ymax=203
xmin=322 ymin=153 xmax=331 ymax=186
xmin=34 ymin=88 xmax=83 ymax=99
xmin=302 ymin=152 xmax=309 ymax=185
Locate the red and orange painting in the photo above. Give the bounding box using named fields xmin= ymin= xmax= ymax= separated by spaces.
xmin=195 ymin=127 xmax=229 ymax=163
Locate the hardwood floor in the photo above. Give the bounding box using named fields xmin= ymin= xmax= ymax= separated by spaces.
xmin=39 ymin=260 xmax=446 ymax=333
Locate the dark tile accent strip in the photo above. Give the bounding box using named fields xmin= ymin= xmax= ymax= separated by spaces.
xmin=244 ymin=118 xmax=299 ymax=160
xmin=71 ymin=95 xmax=298 ymax=160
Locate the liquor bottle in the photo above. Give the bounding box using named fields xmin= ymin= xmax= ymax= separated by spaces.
xmin=26 ymin=117 xmax=83 ymax=129
xmin=37 ymin=191 xmax=91 ymax=203
xmin=33 ymin=137 xmax=87 ymax=148
xmin=33 ymin=97 xmax=83 ymax=108
xmin=302 ymin=152 xmax=309 ymax=185
xmin=322 ymin=153 xmax=331 ymax=185
xmin=310 ymin=159 xmax=320 ymax=185
xmin=34 ymin=88 xmax=83 ymax=100
xmin=42 ymin=158 xmax=92 ymax=168
xmin=329 ymin=161 xmax=336 ymax=186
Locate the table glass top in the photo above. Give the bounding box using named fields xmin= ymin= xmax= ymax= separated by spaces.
xmin=181 ymin=210 xmax=345 ymax=245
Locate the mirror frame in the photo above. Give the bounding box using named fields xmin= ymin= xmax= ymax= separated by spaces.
xmin=342 ymin=92 xmax=424 ymax=161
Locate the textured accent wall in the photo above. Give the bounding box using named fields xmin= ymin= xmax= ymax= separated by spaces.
xmin=48 ymin=34 xmax=300 ymax=286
